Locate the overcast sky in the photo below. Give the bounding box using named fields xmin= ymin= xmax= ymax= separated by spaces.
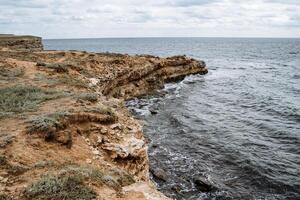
xmin=0 ymin=0 xmax=300 ymax=38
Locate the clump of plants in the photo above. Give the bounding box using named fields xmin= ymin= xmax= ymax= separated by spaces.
xmin=76 ymin=93 xmax=98 ymax=102
xmin=24 ymin=174 xmax=96 ymax=200
xmin=0 ymin=85 xmax=64 ymax=118
xmin=57 ymin=74 xmax=89 ymax=88
xmin=37 ymin=62 xmax=69 ymax=73
xmin=84 ymin=104 xmax=116 ymax=118
xmin=60 ymin=165 xmax=134 ymax=191
xmin=26 ymin=111 xmax=69 ymax=135
xmin=0 ymin=67 xmax=24 ymax=79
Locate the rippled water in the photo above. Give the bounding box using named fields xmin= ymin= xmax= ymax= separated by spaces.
xmin=45 ymin=38 xmax=300 ymax=199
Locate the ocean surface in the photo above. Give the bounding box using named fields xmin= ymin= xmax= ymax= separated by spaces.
xmin=44 ymin=38 xmax=300 ymax=200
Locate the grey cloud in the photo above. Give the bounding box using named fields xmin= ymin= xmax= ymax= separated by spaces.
xmin=167 ymin=0 xmax=220 ymax=7
xmin=0 ymin=0 xmax=48 ymax=8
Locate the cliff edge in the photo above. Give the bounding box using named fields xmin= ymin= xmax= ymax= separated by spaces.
xmin=0 ymin=36 xmax=207 ymax=199
xmin=0 ymin=34 xmax=43 ymax=51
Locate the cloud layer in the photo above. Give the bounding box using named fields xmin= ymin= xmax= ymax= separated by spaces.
xmin=0 ymin=0 xmax=299 ymax=38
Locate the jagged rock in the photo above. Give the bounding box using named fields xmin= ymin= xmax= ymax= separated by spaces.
xmin=102 ymin=136 xmax=145 ymax=159
xmin=111 ymin=123 xmax=123 ymax=130
xmin=193 ymin=177 xmax=216 ymax=192
xmin=151 ymin=168 xmax=168 ymax=182
xmin=0 ymin=34 xmax=43 ymax=51
xmin=101 ymin=127 xmax=108 ymax=134
xmin=88 ymin=78 xmax=100 ymax=87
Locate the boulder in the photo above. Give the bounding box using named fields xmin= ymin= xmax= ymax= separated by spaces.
xmin=193 ymin=177 xmax=216 ymax=192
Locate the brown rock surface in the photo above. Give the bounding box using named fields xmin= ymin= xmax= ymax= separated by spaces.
xmin=0 ymin=34 xmax=43 ymax=51
xmin=0 ymin=36 xmax=207 ymax=199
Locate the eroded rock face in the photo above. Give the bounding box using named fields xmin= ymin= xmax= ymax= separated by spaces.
xmin=0 ymin=34 xmax=43 ymax=51
xmin=0 ymin=36 xmax=207 ymax=199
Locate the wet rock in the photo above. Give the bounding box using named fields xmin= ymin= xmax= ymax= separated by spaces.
xmin=193 ymin=177 xmax=216 ymax=192
xmin=151 ymin=168 xmax=168 ymax=182
xmin=149 ymin=109 xmax=158 ymax=115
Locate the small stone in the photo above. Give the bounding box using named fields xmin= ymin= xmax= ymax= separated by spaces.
xmin=101 ymin=128 xmax=108 ymax=134
xmin=86 ymin=159 xmax=92 ymax=164
xmin=97 ymin=136 xmax=103 ymax=144
xmin=88 ymin=78 xmax=100 ymax=87
xmin=149 ymin=109 xmax=158 ymax=115
xmin=0 ymin=177 xmax=8 ymax=183
xmin=111 ymin=123 xmax=122 ymax=130
xmin=92 ymin=149 xmax=100 ymax=155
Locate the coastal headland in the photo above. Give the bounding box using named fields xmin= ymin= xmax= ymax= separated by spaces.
xmin=0 ymin=35 xmax=207 ymax=199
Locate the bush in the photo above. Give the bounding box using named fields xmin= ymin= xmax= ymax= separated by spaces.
xmin=26 ymin=111 xmax=69 ymax=135
xmin=0 ymin=67 xmax=24 ymax=78
xmin=77 ymin=93 xmax=98 ymax=102
xmin=24 ymin=174 xmax=96 ymax=200
xmin=0 ymin=85 xmax=64 ymax=117
xmin=37 ymin=62 xmax=68 ymax=73
xmin=84 ymin=105 xmax=116 ymax=117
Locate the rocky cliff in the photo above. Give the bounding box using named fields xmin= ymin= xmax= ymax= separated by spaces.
xmin=0 ymin=36 xmax=207 ymax=200
xmin=0 ymin=34 xmax=43 ymax=51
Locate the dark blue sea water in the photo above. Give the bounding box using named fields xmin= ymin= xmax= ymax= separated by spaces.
xmin=44 ymin=38 xmax=300 ymax=200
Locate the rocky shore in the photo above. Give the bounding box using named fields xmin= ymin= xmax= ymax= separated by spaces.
xmin=0 ymin=35 xmax=207 ymax=199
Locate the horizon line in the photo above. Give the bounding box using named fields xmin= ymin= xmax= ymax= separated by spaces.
xmin=43 ymin=36 xmax=300 ymax=40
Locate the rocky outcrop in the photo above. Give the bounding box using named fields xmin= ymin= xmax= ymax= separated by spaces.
xmin=0 ymin=36 xmax=207 ymax=199
xmin=0 ymin=34 xmax=43 ymax=51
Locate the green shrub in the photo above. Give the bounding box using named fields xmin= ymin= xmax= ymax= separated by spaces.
xmin=84 ymin=105 xmax=116 ymax=117
xmin=27 ymin=111 xmax=69 ymax=134
xmin=0 ymin=85 xmax=64 ymax=117
xmin=77 ymin=93 xmax=98 ymax=102
xmin=24 ymin=174 xmax=96 ymax=200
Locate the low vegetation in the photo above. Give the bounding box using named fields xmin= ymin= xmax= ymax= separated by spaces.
xmin=37 ymin=62 xmax=69 ymax=73
xmin=26 ymin=111 xmax=69 ymax=135
xmin=77 ymin=92 xmax=98 ymax=102
xmin=60 ymin=165 xmax=134 ymax=190
xmin=0 ymin=67 xmax=24 ymax=79
xmin=84 ymin=104 xmax=116 ymax=118
xmin=24 ymin=174 xmax=96 ymax=200
xmin=57 ymin=74 xmax=89 ymax=88
xmin=0 ymin=85 xmax=64 ymax=119
xmin=23 ymin=164 xmax=135 ymax=200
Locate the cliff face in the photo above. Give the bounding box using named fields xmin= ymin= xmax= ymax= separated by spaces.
xmin=0 ymin=34 xmax=43 ymax=51
xmin=0 ymin=37 xmax=207 ymax=200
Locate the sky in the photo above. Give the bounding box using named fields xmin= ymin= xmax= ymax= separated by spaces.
xmin=0 ymin=0 xmax=300 ymax=39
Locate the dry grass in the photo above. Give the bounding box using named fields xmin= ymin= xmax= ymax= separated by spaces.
xmin=76 ymin=93 xmax=98 ymax=102
xmin=26 ymin=111 xmax=69 ymax=135
xmin=0 ymin=85 xmax=65 ymax=119
xmin=84 ymin=104 xmax=116 ymax=118
xmin=0 ymin=67 xmax=24 ymax=79
xmin=24 ymin=174 xmax=96 ymax=200
xmin=37 ymin=62 xmax=69 ymax=73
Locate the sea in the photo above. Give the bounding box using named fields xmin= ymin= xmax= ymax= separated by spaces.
xmin=44 ymin=38 xmax=300 ymax=200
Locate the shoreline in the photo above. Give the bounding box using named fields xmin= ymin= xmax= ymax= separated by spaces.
xmin=0 ymin=35 xmax=207 ymax=199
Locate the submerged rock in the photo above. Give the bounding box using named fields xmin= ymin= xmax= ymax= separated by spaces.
xmin=151 ymin=168 xmax=168 ymax=182
xmin=193 ymin=177 xmax=217 ymax=192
